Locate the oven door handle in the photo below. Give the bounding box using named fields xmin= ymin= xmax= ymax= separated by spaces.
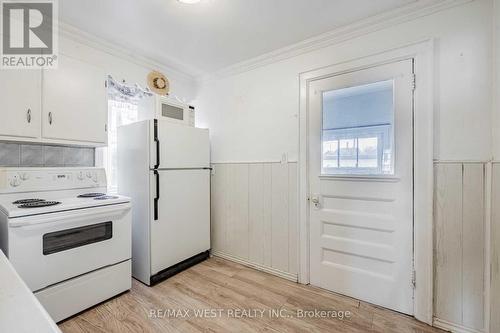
xmin=154 ymin=170 xmax=160 ymax=221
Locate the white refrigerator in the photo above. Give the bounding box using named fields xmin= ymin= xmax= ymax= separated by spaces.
xmin=117 ymin=119 xmax=210 ymax=285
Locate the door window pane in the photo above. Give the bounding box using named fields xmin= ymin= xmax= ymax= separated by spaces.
xmin=322 ymin=140 xmax=339 ymax=168
xmin=321 ymin=80 xmax=394 ymax=175
xmin=358 ymin=137 xmax=378 ymax=168
xmin=339 ymin=139 xmax=357 ymax=168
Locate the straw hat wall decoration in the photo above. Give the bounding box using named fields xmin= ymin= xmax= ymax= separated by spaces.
xmin=147 ymin=71 xmax=170 ymax=95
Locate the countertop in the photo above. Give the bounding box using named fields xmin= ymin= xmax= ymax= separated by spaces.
xmin=0 ymin=250 xmax=61 ymax=333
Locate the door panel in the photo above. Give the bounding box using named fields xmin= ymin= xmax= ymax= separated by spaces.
xmin=150 ymin=169 xmax=210 ymax=274
xmin=42 ymin=54 xmax=107 ymax=144
xmin=308 ymin=59 xmax=414 ymax=314
xmin=0 ymin=69 xmax=41 ymax=139
xmin=151 ymin=121 xmax=210 ymax=169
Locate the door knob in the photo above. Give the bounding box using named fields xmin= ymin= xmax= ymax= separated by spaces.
xmin=310 ymin=195 xmax=321 ymax=208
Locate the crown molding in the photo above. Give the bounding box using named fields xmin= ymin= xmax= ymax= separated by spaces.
xmin=58 ymin=22 xmax=197 ymax=84
xmin=198 ymin=0 xmax=474 ymax=83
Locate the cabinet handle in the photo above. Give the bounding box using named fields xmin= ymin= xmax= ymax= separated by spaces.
xmin=48 ymin=112 xmax=53 ymax=125
xmin=26 ymin=109 xmax=31 ymax=123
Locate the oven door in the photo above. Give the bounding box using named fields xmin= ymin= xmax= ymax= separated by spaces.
xmin=7 ymin=204 xmax=131 ymax=292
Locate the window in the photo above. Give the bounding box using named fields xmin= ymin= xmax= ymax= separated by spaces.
xmin=322 ymin=80 xmax=394 ymax=175
xmin=322 ymin=125 xmax=391 ymax=174
xmin=96 ymin=100 xmax=138 ymax=193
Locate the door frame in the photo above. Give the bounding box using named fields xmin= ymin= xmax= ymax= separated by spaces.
xmin=298 ymin=39 xmax=434 ymax=324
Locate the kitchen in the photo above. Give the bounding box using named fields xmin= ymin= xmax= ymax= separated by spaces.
xmin=0 ymin=0 xmax=499 ymax=332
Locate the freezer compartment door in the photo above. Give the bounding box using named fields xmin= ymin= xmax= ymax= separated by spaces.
xmin=150 ymin=120 xmax=210 ymax=169
xmin=150 ymin=169 xmax=210 ymax=275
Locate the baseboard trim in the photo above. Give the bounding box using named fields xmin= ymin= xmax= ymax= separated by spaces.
xmin=433 ymin=318 xmax=484 ymax=333
xmin=211 ymin=250 xmax=298 ymax=282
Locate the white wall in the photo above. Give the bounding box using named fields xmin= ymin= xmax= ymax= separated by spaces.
xmin=195 ymin=0 xmax=493 ymax=163
xmin=58 ymin=35 xmax=196 ymax=103
xmin=494 ymin=0 xmax=500 ymax=160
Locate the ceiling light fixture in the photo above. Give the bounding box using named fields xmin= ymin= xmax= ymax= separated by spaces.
xmin=177 ymin=0 xmax=201 ymax=4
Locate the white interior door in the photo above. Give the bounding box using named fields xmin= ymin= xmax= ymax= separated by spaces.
xmin=150 ymin=169 xmax=210 ymax=275
xmin=308 ymin=59 xmax=414 ymax=314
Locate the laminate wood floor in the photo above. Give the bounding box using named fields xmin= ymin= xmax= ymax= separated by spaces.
xmin=59 ymin=257 xmax=444 ymax=333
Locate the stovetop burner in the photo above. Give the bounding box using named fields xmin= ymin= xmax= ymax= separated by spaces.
xmin=77 ymin=193 xmax=106 ymax=198
xmin=94 ymin=195 xmax=119 ymax=200
xmin=12 ymin=199 xmax=45 ymax=205
xmin=18 ymin=201 xmax=61 ymax=208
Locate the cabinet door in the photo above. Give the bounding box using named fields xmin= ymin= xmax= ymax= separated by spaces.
xmin=0 ymin=70 xmax=41 ymax=139
xmin=42 ymin=55 xmax=107 ymax=145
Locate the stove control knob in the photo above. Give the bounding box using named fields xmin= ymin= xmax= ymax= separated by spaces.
xmin=92 ymin=174 xmax=98 ymax=183
xmin=77 ymin=171 xmax=84 ymax=180
xmin=86 ymin=171 xmax=92 ymax=178
xmin=19 ymin=172 xmax=29 ymax=181
xmin=10 ymin=177 xmax=20 ymax=187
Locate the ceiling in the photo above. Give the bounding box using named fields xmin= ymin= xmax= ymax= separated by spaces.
xmin=60 ymin=0 xmax=419 ymax=77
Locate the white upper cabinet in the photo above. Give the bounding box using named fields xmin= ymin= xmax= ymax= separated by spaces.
xmin=42 ymin=55 xmax=107 ymax=145
xmin=0 ymin=70 xmax=41 ymax=139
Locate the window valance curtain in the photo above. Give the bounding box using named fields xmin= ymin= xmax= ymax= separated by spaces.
xmin=107 ymin=75 xmax=153 ymax=102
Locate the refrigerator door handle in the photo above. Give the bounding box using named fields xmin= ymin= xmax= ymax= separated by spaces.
xmin=154 ymin=170 xmax=160 ymax=221
xmin=154 ymin=119 xmax=160 ymax=169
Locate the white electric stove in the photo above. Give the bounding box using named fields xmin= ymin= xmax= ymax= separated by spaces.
xmin=0 ymin=167 xmax=132 ymax=323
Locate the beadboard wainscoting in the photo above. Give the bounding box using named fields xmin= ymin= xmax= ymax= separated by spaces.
xmin=210 ymin=162 xmax=298 ymax=281
xmin=433 ymin=162 xmax=487 ymax=333
xmin=491 ymin=163 xmax=500 ymax=333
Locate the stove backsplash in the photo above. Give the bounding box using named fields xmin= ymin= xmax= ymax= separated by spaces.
xmin=0 ymin=142 xmax=95 ymax=167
